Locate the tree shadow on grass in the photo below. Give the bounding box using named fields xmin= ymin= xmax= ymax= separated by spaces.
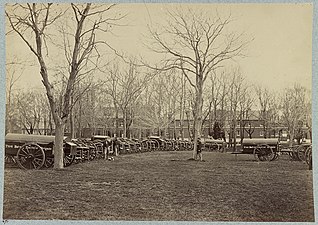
xmin=170 ymin=158 xmax=206 ymax=162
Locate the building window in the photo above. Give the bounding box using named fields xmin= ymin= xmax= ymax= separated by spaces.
xmin=260 ymin=130 xmax=264 ymax=137
xmin=237 ymin=130 xmax=240 ymax=137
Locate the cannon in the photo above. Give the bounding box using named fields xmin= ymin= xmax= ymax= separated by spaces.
xmin=5 ymin=133 xmax=77 ymax=169
xmin=232 ymin=138 xmax=279 ymax=161
xmin=233 ymin=138 xmax=313 ymax=163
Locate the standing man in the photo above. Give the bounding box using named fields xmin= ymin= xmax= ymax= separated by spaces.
xmin=104 ymin=138 xmax=111 ymax=160
xmin=112 ymin=135 xmax=119 ymax=156
xmin=197 ymin=138 xmax=203 ymax=161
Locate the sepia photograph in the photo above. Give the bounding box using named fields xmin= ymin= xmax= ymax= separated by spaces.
xmin=2 ymin=2 xmax=315 ymax=223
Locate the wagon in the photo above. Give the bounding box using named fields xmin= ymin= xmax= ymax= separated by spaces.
xmin=5 ymin=133 xmax=77 ymax=169
xmin=233 ymin=138 xmax=279 ymax=161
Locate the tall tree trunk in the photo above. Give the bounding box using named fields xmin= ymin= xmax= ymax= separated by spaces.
xmin=289 ymin=122 xmax=296 ymax=147
xmin=186 ymin=111 xmax=192 ymax=140
xmin=233 ymin=110 xmax=237 ymax=151
xmin=180 ymin=74 xmax=186 ymax=140
xmin=77 ymin=100 xmax=82 ymax=138
xmin=70 ymin=95 xmax=75 ymax=139
xmin=173 ymin=116 xmax=176 ymax=139
xmin=70 ymin=108 xmax=75 ymax=139
xmin=44 ymin=117 xmax=47 ymax=135
xmin=48 ymin=112 xmax=53 ymax=135
xmin=193 ymin=81 xmax=203 ymax=159
xmin=115 ymin=106 xmax=119 ymax=137
xmin=123 ymin=110 xmax=127 ymax=138
xmin=54 ymin=122 xmax=65 ymax=169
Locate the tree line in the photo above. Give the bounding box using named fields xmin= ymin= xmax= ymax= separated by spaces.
xmin=6 ymin=59 xmax=311 ymax=144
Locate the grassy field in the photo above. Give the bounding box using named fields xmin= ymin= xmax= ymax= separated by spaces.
xmin=3 ymin=151 xmax=314 ymax=222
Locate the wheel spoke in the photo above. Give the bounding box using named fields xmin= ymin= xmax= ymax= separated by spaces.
xmin=33 ymin=158 xmax=43 ymax=165
xmin=24 ymin=146 xmax=31 ymax=155
xmin=19 ymin=148 xmax=29 ymax=157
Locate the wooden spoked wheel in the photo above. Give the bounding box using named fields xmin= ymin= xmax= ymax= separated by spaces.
xmin=305 ymin=146 xmax=312 ymax=166
xmin=44 ymin=154 xmax=54 ymax=168
xmin=271 ymin=152 xmax=280 ymax=161
xmin=63 ymin=153 xmax=75 ymax=167
xmin=5 ymin=155 xmax=17 ymax=164
xmin=88 ymin=146 xmax=97 ymax=161
xmin=253 ymin=144 xmax=274 ymax=161
xmin=296 ymin=145 xmax=306 ymax=162
xmin=16 ymin=143 xmax=45 ymax=169
xmin=168 ymin=141 xmax=172 ymax=151
xmin=43 ymin=153 xmax=75 ymax=168
xmin=141 ymin=141 xmax=148 ymax=151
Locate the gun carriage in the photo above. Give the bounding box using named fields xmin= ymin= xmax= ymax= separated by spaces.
xmin=5 ymin=133 xmax=77 ymax=169
xmin=234 ymin=138 xmax=279 ymax=161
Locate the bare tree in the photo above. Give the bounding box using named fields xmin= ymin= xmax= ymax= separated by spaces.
xmin=244 ymin=122 xmax=255 ymax=139
xmin=6 ymin=3 xmax=122 ymax=168
xmin=137 ymin=70 xmax=180 ymax=137
xmin=280 ymin=84 xmax=308 ymax=147
xmin=304 ymin=96 xmax=312 ymax=140
xmin=227 ymin=68 xmax=246 ymax=150
xmin=15 ymin=90 xmax=47 ymax=134
xmin=203 ymin=70 xmax=224 ymax=137
xmin=148 ymin=8 xmax=248 ymax=158
xmin=104 ymin=60 xmax=153 ymax=138
xmin=255 ymin=86 xmax=272 ymax=138
xmin=238 ymin=85 xmax=254 ymax=143
xmin=5 ymin=59 xmax=23 ymax=133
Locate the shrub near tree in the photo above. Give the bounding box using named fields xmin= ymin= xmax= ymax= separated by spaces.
xmin=212 ymin=122 xmax=222 ymax=139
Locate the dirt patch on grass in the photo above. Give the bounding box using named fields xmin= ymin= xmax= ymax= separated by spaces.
xmin=3 ymin=151 xmax=314 ymax=222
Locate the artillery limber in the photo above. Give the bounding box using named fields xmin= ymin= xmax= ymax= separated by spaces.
xmin=5 ymin=133 xmax=77 ymax=169
xmin=121 ymin=138 xmax=141 ymax=153
xmin=72 ymin=137 xmax=107 ymax=162
xmin=163 ymin=139 xmax=175 ymax=151
xmin=173 ymin=140 xmax=188 ymax=151
xmin=115 ymin=138 xmax=132 ymax=154
xmin=91 ymin=135 xmax=112 ymax=158
xmin=71 ymin=139 xmax=92 ymax=162
xmin=203 ymin=139 xmax=226 ymax=152
xmin=140 ymin=139 xmax=155 ymax=152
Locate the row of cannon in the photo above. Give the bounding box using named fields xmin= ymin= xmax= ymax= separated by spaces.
xmin=6 ymin=133 xmax=311 ymax=170
xmin=5 ymin=134 xmax=224 ymax=170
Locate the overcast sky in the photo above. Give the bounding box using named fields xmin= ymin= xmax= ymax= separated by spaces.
xmin=6 ymin=3 xmax=313 ymax=92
